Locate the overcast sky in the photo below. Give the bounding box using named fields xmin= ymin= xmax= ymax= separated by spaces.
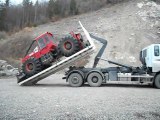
xmin=1 ymin=0 xmax=48 ymax=5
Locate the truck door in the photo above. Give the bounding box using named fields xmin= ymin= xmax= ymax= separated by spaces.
xmin=152 ymin=45 xmax=160 ymax=72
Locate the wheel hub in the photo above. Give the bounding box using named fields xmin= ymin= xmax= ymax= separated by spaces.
xmin=72 ymin=77 xmax=79 ymax=84
xmin=64 ymin=41 xmax=72 ymax=50
xmin=26 ymin=63 xmax=34 ymax=71
xmin=92 ymin=76 xmax=98 ymax=83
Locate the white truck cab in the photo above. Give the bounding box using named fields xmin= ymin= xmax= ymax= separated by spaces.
xmin=140 ymin=44 xmax=160 ymax=72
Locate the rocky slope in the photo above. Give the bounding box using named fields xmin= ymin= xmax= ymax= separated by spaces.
xmin=0 ymin=0 xmax=160 ymax=69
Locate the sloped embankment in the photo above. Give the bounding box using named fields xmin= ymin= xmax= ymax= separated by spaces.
xmin=0 ymin=0 xmax=160 ymax=68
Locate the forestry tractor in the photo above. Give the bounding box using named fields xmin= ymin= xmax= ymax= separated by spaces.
xmin=18 ymin=31 xmax=86 ymax=81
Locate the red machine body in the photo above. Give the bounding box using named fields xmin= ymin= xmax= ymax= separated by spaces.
xmin=22 ymin=32 xmax=56 ymax=63
xmin=17 ymin=29 xmax=87 ymax=83
xmin=21 ymin=31 xmax=84 ymax=65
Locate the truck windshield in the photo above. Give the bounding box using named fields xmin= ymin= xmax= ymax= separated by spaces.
xmin=154 ymin=45 xmax=159 ymax=56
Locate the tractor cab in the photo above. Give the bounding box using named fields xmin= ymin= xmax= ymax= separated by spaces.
xmin=22 ymin=32 xmax=57 ymax=63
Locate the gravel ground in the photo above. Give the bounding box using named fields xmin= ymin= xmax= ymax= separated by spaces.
xmin=1 ymin=1 xmax=160 ymax=119
xmin=0 ymin=74 xmax=160 ymax=120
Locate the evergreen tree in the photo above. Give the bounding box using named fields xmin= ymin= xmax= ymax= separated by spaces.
xmin=47 ymin=0 xmax=54 ymax=18
xmin=0 ymin=3 xmax=5 ymax=30
xmin=47 ymin=0 xmax=61 ymax=19
xmin=53 ymin=1 xmax=60 ymax=15
xmin=22 ymin=0 xmax=31 ymax=26
xmin=34 ymin=0 xmax=39 ymax=23
xmin=5 ymin=0 xmax=9 ymax=7
xmin=70 ymin=0 xmax=77 ymax=15
xmin=0 ymin=0 xmax=9 ymax=31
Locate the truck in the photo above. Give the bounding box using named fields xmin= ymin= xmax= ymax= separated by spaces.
xmin=64 ymin=35 xmax=160 ymax=89
xmin=17 ymin=21 xmax=160 ymax=89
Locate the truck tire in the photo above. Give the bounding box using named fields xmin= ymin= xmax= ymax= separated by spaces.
xmin=58 ymin=36 xmax=80 ymax=57
xmin=87 ymin=72 xmax=103 ymax=87
xmin=154 ymin=74 xmax=160 ymax=89
xmin=68 ymin=72 xmax=83 ymax=87
xmin=22 ymin=58 xmax=42 ymax=78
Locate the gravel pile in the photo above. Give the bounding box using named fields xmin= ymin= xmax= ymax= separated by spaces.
xmin=137 ymin=1 xmax=160 ymax=27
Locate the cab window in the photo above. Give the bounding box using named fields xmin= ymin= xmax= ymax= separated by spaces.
xmin=38 ymin=38 xmax=46 ymax=49
xmin=28 ymin=41 xmax=38 ymax=54
xmin=44 ymin=35 xmax=50 ymax=44
xmin=154 ymin=45 xmax=159 ymax=56
xmin=143 ymin=49 xmax=147 ymax=58
xmin=48 ymin=34 xmax=56 ymax=43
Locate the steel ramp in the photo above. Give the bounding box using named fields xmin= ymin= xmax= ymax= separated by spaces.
xmin=18 ymin=21 xmax=95 ymax=86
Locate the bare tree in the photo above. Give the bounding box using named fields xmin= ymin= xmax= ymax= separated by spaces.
xmin=34 ymin=0 xmax=38 ymax=23
xmin=0 ymin=0 xmax=114 ymax=32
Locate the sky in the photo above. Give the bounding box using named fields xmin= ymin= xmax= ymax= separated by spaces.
xmin=1 ymin=0 xmax=48 ymax=5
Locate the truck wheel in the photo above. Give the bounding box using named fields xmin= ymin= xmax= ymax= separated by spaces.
xmin=154 ymin=74 xmax=160 ymax=89
xmin=68 ymin=72 xmax=83 ymax=87
xmin=58 ymin=36 xmax=80 ymax=57
xmin=22 ymin=58 xmax=42 ymax=77
xmin=87 ymin=72 xmax=103 ymax=87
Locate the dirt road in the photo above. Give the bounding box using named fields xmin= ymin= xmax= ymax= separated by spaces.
xmin=0 ymin=75 xmax=160 ymax=120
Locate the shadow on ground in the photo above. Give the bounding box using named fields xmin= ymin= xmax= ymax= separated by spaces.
xmin=34 ymin=83 xmax=154 ymax=89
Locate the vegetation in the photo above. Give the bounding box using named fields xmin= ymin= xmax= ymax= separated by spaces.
xmin=0 ymin=0 xmax=128 ymax=67
xmin=0 ymin=32 xmax=33 ymax=67
xmin=152 ymin=0 xmax=160 ymax=2
xmin=1 ymin=0 xmax=158 ymax=33
xmin=0 ymin=0 xmax=118 ymax=32
xmin=70 ymin=0 xmax=78 ymax=15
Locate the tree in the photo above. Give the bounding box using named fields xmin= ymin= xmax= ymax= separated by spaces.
xmin=47 ymin=0 xmax=54 ymax=18
xmin=34 ymin=0 xmax=38 ymax=23
xmin=53 ymin=1 xmax=61 ymax=15
xmin=70 ymin=0 xmax=77 ymax=15
xmin=22 ymin=0 xmax=32 ymax=26
xmin=5 ymin=0 xmax=9 ymax=7
xmin=47 ymin=0 xmax=61 ymax=19
xmin=0 ymin=3 xmax=5 ymax=30
xmin=0 ymin=0 xmax=10 ymax=31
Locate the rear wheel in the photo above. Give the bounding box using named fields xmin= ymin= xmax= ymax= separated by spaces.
xmin=22 ymin=58 xmax=42 ymax=78
xmin=87 ymin=72 xmax=103 ymax=87
xmin=58 ymin=36 xmax=80 ymax=57
xmin=154 ymin=74 xmax=160 ymax=89
xmin=68 ymin=72 xmax=83 ymax=87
